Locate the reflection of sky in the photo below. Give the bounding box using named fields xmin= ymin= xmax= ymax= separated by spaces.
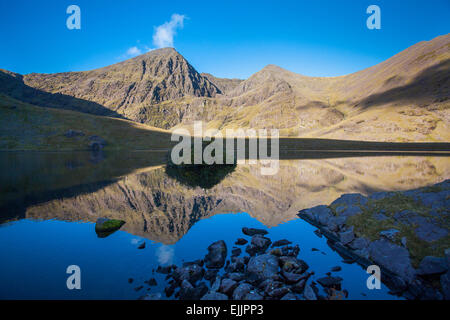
xmin=0 ymin=214 xmax=403 ymax=300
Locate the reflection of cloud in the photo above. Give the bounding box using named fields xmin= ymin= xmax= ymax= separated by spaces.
xmin=156 ymin=245 xmax=175 ymax=265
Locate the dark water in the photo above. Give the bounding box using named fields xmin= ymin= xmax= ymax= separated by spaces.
xmin=0 ymin=151 xmax=449 ymax=300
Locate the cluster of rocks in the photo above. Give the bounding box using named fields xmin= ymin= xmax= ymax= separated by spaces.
xmin=298 ymin=179 xmax=450 ymax=300
xmin=139 ymin=227 xmax=347 ymax=300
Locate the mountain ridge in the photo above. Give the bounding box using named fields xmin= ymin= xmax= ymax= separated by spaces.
xmin=0 ymin=34 xmax=449 ymax=142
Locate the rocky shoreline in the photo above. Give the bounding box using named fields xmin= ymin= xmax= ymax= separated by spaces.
xmin=139 ymin=227 xmax=348 ymax=300
xmin=136 ymin=179 xmax=449 ymax=300
xmin=298 ymin=179 xmax=450 ymax=300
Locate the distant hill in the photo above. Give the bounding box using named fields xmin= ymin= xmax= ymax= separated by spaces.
xmin=0 ymin=34 xmax=449 ymax=142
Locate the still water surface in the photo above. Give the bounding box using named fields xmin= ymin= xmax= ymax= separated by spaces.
xmin=0 ymin=151 xmax=449 ymax=299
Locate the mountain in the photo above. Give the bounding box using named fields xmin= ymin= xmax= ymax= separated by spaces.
xmin=13 ymin=48 xmax=221 ymax=128
xmin=182 ymin=34 xmax=450 ymax=141
xmin=0 ymin=34 xmax=449 ymax=142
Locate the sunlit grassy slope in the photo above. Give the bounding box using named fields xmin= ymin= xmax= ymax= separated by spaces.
xmin=0 ymin=94 xmax=173 ymax=151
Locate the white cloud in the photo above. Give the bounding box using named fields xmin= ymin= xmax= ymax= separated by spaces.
xmin=152 ymin=13 xmax=185 ymax=48
xmin=125 ymin=46 xmax=142 ymax=57
xmin=155 ymin=245 xmax=175 ymax=265
xmin=120 ymin=13 xmax=185 ymax=60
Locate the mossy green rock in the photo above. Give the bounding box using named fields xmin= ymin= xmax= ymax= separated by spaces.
xmin=95 ymin=218 xmax=125 ymax=237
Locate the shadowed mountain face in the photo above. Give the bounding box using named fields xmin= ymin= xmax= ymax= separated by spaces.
xmin=3 ymin=152 xmax=448 ymax=244
xmin=0 ymin=34 xmax=449 ymax=141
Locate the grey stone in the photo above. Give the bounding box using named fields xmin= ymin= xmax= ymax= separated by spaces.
xmin=138 ymin=292 xmax=162 ymax=300
xmin=414 ymin=222 xmax=448 ymax=242
xmin=317 ymin=276 xmax=343 ymax=288
xmin=201 ymin=292 xmax=228 ymax=300
xmin=172 ymin=264 xmax=204 ymax=285
xmin=338 ymin=205 xmax=363 ymax=218
xmin=219 ymin=278 xmax=238 ymax=296
xmin=231 ymin=247 xmax=241 ymax=257
xmin=279 ymin=256 xmax=309 ymax=274
xmin=368 ymin=238 xmax=416 ymax=283
xmin=303 ymin=283 xmax=317 ymax=300
xmin=228 ymin=273 xmax=245 ymax=282
xmin=331 ymin=193 xmax=368 ymax=207
xmin=232 ymin=283 xmax=253 ymax=300
xmin=354 ymin=248 xmax=370 ymax=259
xmin=417 ymin=256 xmax=448 ymax=276
xmin=249 ymin=235 xmax=272 ymax=254
xmin=299 ymin=205 xmax=333 ymax=225
xmin=339 ymin=229 xmax=355 ymax=245
xmin=349 ymin=237 xmax=370 ymax=250
xmin=328 ymin=216 xmax=347 ymax=231
xmin=267 ymin=286 xmax=290 ymax=299
xmin=211 ymin=276 xmax=221 ymax=292
xmin=379 ymin=229 xmax=400 ymax=241
xmin=247 ymin=254 xmax=279 ymax=281
xmin=179 ymin=280 xmax=208 ymax=300
xmin=374 ymin=213 xmax=389 ymax=221
xmin=440 ymin=271 xmax=450 ymax=300
xmin=205 ymin=240 xmax=227 ymax=269
xmin=281 ymin=269 xmax=307 ymax=284
xmin=244 ymin=291 xmax=263 ymax=300
xmin=281 ymin=292 xmax=298 ymax=300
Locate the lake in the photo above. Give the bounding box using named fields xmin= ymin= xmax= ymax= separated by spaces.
xmin=0 ymin=151 xmax=449 ymax=299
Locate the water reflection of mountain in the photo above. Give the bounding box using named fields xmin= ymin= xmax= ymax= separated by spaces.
xmin=4 ymin=153 xmax=448 ymax=244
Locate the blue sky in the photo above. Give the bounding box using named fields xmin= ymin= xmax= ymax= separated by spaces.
xmin=0 ymin=0 xmax=449 ymax=78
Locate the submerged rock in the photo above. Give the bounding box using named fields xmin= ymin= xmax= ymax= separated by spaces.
xmin=235 ymin=238 xmax=248 ymax=245
xmin=242 ymin=227 xmax=268 ymax=236
xmin=272 ymin=239 xmax=292 ymax=247
xmin=317 ymin=276 xmax=343 ymax=289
